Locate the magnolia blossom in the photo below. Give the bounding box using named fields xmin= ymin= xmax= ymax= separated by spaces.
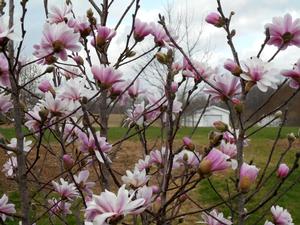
xmin=198 ymin=148 xmax=230 ymax=175
xmin=149 ymin=148 xmax=170 ymax=166
xmin=7 ymin=137 xmax=32 ymax=153
xmin=204 ymin=74 xmax=241 ymax=102
xmin=183 ymin=61 xmax=215 ymax=82
xmin=2 ymin=157 xmax=17 ymax=177
xmin=93 ymin=25 xmax=116 ymax=47
xmin=62 ymin=154 xmax=74 ymax=169
xmin=134 ymin=19 xmax=152 ymax=41
xmin=85 ymin=185 xmax=145 ymax=224
xmin=241 ymin=57 xmax=278 ymax=92
xmin=0 ymin=194 xmax=16 ymax=221
xmin=0 ymin=54 xmax=10 ymax=88
xmin=74 ymin=170 xmax=95 ymax=196
xmin=25 ymin=106 xmax=43 ymax=132
xmin=39 ymin=93 xmax=69 ymax=117
xmin=183 ymin=137 xmax=195 ymax=150
xmin=52 ymin=178 xmax=79 ymax=200
xmin=48 ymin=198 xmax=72 ymax=216
xmin=174 ymin=150 xmax=201 ymax=168
xmin=220 ymin=140 xmax=237 ymax=158
xmin=224 ymin=59 xmax=242 ymax=76
xmin=205 ymin=12 xmax=224 ymax=28
xmin=38 ymin=79 xmax=54 ymax=93
xmin=91 ymin=65 xmax=122 ymax=88
xmin=136 ymin=186 xmax=153 ymax=209
xmin=135 ymin=155 xmax=151 ymax=171
xmin=265 ymin=13 xmax=300 ymax=49
xmin=34 ymin=23 xmax=81 ymax=61
xmin=281 ymin=59 xmax=300 ymax=89
xmin=277 ymin=163 xmax=289 ymax=179
xmin=200 ymin=209 xmax=232 ymax=225
xmin=0 ymin=93 xmax=13 ymax=113
xmin=48 ymin=3 xmax=72 ymax=24
xmin=271 ymin=205 xmax=294 ymax=225
xmin=63 ymin=122 xmax=81 ymax=143
xmin=0 ymin=16 xmax=21 ymax=44
xmin=68 ymin=16 xmax=91 ymax=37
xmin=149 ymin=22 xmax=170 ymax=46
xmin=122 ymin=168 xmax=149 ymax=188
xmin=128 ymin=79 xmax=143 ymax=99
xmin=125 ymin=102 xmax=146 ymax=127
xmin=239 ymin=163 xmax=259 ymax=193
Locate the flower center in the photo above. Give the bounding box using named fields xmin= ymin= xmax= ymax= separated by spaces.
xmin=52 ymin=40 xmax=65 ymax=53
xmin=282 ymin=32 xmax=294 ymax=43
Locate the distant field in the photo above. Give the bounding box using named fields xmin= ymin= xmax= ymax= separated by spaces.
xmin=0 ymin=124 xmax=299 ymax=224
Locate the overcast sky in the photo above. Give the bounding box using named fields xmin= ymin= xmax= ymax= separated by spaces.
xmin=13 ymin=0 xmax=300 ymax=83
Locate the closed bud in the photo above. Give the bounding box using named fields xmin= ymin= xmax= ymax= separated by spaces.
xmin=178 ymin=194 xmax=188 ymax=202
xmin=45 ymin=66 xmax=55 ymax=73
xmin=73 ymin=55 xmax=84 ymax=65
xmin=183 ymin=153 xmax=189 ymax=162
xmin=287 ymin=133 xmax=296 ymax=143
xmin=63 ymin=154 xmax=74 ymax=170
xmin=171 ymin=82 xmax=178 ymax=93
xmin=156 ymin=52 xmax=168 ymax=64
xmin=277 ymin=163 xmax=289 ymax=179
xmin=126 ymin=50 xmax=136 ymax=58
xmin=39 ymin=109 xmax=49 ymax=122
xmin=86 ymin=9 xmax=94 ymax=18
xmin=232 ymin=98 xmax=243 ymax=113
xmin=183 ymin=137 xmax=195 ymax=151
xmin=274 ymin=110 xmax=283 ymax=119
xmin=213 ymin=121 xmax=228 ymax=132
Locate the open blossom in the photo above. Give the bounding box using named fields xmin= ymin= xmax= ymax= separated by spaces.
xmin=122 ymin=168 xmax=149 ymax=188
xmin=271 ymin=205 xmax=294 ymax=225
xmin=183 ymin=61 xmax=214 ymax=82
xmin=52 ymin=178 xmax=79 ymax=200
xmin=265 ymin=13 xmax=300 ymax=49
xmin=25 ymin=106 xmax=43 ymax=132
xmin=220 ymin=140 xmax=237 ymax=158
xmin=48 ymin=198 xmax=72 ymax=216
xmin=0 ymin=194 xmax=16 ymax=221
xmin=198 ymin=149 xmax=230 ymax=175
xmin=0 ymin=93 xmax=13 ymax=113
xmin=91 ymin=65 xmax=122 ymax=89
xmin=68 ymin=16 xmax=91 ymax=37
xmin=205 ymin=12 xmax=224 ymax=28
xmin=7 ymin=137 xmax=32 ymax=153
xmin=125 ymin=101 xmax=146 ymax=127
xmin=149 ymin=22 xmax=170 ymax=46
xmin=34 ymin=23 xmax=81 ymax=62
xmin=200 ymin=209 xmax=232 ymax=225
xmin=74 ymin=170 xmax=95 ymax=196
xmin=241 ymin=57 xmax=278 ymax=92
xmin=93 ymin=25 xmax=116 ymax=47
xmin=136 ymin=186 xmax=153 ymax=208
xmin=85 ymin=185 xmax=145 ymax=224
xmin=135 ymin=155 xmax=151 ymax=171
xmin=204 ymin=74 xmax=241 ymax=102
xmin=174 ymin=150 xmax=201 ymax=168
xmin=149 ymin=148 xmax=170 ymax=166
xmin=134 ymin=19 xmax=152 ymax=41
xmin=0 ymin=54 xmax=10 ymax=88
xmin=281 ymin=59 xmax=300 ymax=89
xmin=0 ymin=16 xmax=21 ymax=44
xmin=239 ymin=163 xmax=259 ymax=193
xmin=2 ymin=157 xmax=17 ymax=177
xmin=277 ymin=163 xmax=289 ymax=179
xmin=48 ymin=3 xmax=72 ymax=24
xmin=128 ymin=79 xmax=144 ymax=98
xmin=39 ymin=92 xmax=69 ymax=117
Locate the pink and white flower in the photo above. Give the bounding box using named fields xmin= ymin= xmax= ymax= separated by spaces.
xmin=281 ymin=59 xmax=300 ymax=89
xmin=271 ymin=205 xmax=294 ymax=225
xmin=277 ymin=163 xmax=289 ymax=179
xmin=0 ymin=16 xmax=21 ymax=44
xmin=220 ymin=140 xmax=237 ymax=159
xmin=135 ymin=155 xmax=151 ymax=171
xmin=183 ymin=61 xmax=215 ymax=82
xmin=85 ymin=185 xmax=145 ymax=224
xmin=2 ymin=157 xmax=17 ymax=177
xmin=136 ymin=186 xmax=153 ymax=209
xmin=224 ymin=59 xmax=242 ymax=76
xmin=204 ymin=74 xmax=241 ymax=102
xmin=39 ymin=93 xmax=69 ymax=117
xmin=265 ymin=13 xmax=300 ymax=49
xmin=52 ymin=178 xmax=79 ymax=200
xmin=174 ymin=150 xmax=201 ymax=168
xmin=149 ymin=23 xmax=170 ymax=46
xmin=68 ymin=16 xmax=91 ymax=37
xmin=74 ymin=170 xmax=95 ymax=196
xmin=134 ymin=19 xmax=152 ymax=41
xmin=241 ymin=57 xmax=278 ymax=92
xmin=38 ymin=79 xmax=54 ymax=93
xmin=25 ymin=106 xmax=43 ymax=132
xmin=91 ymin=65 xmax=122 ymax=89
xmin=7 ymin=137 xmax=32 ymax=153
xmin=0 ymin=93 xmax=13 ymax=113
xmin=0 ymin=54 xmax=10 ymax=88
xmin=48 ymin=3 xmax=72 ymax=24
xmin=92 ymin=25 xmax=116 ymax=47
xmin=239 ymin=163 xmax=259 ymax=193
xmin=0 ymin=194 xmax=16 ymax=221
xmin=48 ymin=198 xmax=72 ymax=216
xmin=205 ymin=12 xmax=224 ymax=28
xmin=122 ymin=168 xmax=150 ymax=188
xmin=200 ymin=209 xmax=232 ymax=225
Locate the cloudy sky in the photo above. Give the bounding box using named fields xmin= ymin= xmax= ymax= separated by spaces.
xmin=12 ymin=0 xmax=300 ymax=80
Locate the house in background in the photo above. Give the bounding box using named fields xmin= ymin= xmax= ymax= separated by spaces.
xmin=181 ymin=105 xmax=230 ymax=127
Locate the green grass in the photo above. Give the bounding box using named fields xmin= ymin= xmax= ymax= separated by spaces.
xmin=1 ymin=126 xmax=300 ymax=224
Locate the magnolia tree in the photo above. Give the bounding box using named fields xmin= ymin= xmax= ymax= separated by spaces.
xmin=0 ymin=0 xmax=299 ymax=225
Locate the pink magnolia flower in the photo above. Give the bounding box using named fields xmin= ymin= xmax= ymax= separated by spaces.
xmin=38 ymin=79 xmax=54 ymax=93
xmin=183 ymin=61 xmax=214 ymax=82
xmin=135 ymin=155 xmax=151 ymax=171
xmin=2 ymin=157 xmax=17 ymax=178
xmin=0 ymin=194 xmax=16 ymax=221
xmin=91 ymin=65 xmax=122 ymax=89
xmin=205 ymin=12 xmax=224 ymax=28
xmin=277 ymin=163 xmax=289 ymax=179
xmin=128 ymin=79 xmax=143 ymax=99
xmin=239 ymin=163 xmax=259 ymax=193
xmin=0 ymin=54 xmax=10 ymax=88
xmin=122 ymin=168 xmax=149 ymax=188
xmin=201 ymin=209 xmax=232 ymax=225
xmin=7 ymin=137 xmax=32 ymax=153
xmin=40 ymin=93 xmax=69 ymax=117
xmin=25 ymin=106 xmax=43 ymax=132
xmin=63 ymin=154 xmax=74 ymax=169
xmin=183 ymin=136 xmax=195 ymax=150
xmin=223 ymin=131 xmax=236 ymax=144
xmin=68 ymin=16 xmax=91 ymax=37
xmin=281 ymin=59 xmax=300 ymax=89
xmin=174 ymin=150 xmax=201 ymax=168
xmin=92 ymin=25 xmax=116 ymax=47
xmin=265 ymin=13 xmax=300 ymax=50
xmin=170 ymin=82 xmax=178 ymax=93
xmin=74 ymin=170 xmax=95 ymax=196
xmin=136 ymin=186 xmax=153 ymax=209
xmin=204 ymin=74 xmax=241 ymax=102
xmin=224 ymin=59 xmax=242 ymax=76
xmin=198 ymin=148 xmax=230 ymax=175
xmin=0 ymin=93 xmax=13 ymax=113
xmin=241 ymin=57 xmax=278 ymax=92
xmin=52 ymin=178 xmax=79 ymax=201
xmin=85 ymin=185 xmax=145 ymax=224
xmin=271 ymin=205 xmax=294 ymax=225
xmin=48 ymin=198 xmax=72 ymax=216
xmin=48 ymin=3 xmax=72 ymax=24
xmin=220 ymin=140 xmax=237 ymax=158
xmin=134 ymin=19 xmax=152 ymax=41
xmin=0 ymin=16 xmax=21 ymax=45
xmin=149 ymin=22 xmax=170 ymax=46
xmin=34 ymin=23 xmax=81 ymax=61
xmin=125 ymin=102 xmax=146 ymax=127
xmin=149 ymin=148 xmax=170 ymax=166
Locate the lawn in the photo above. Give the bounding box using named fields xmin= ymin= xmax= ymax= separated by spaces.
xmin=0 ymin=126 xmax=299 ymax=224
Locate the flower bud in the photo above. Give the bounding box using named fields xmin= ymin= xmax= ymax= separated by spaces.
xmin=183 ymin=137 xmax=195 ymax=151
xmin=45 ymin=66 xmax=55 ymax=73
xmin=171 ymin=82 xmax=178 ymax=93
xmin=156 ymin=52 xmax=168 ymax=64
xmin=178 ymin=194 xmax=188 ymax=202
xmin=86 ymin=9 xmax=94 ymax=18
xmin=63 ymin=154 xmax=74 ymax=170
xmin=287 ymin=133 xmax=296 ymax=143
xmin=224 ymin=59 xmax=242 ymax=76
xmin=274 ymin=110 xmax=283 ymax=119
xmin=151 ymin=185 xmax=160 ymax=194
xmin=213 ymin=121 xmax=228 ymax=132
xmin=239 ymin=163 xmax=259 ymax=193
xmin=73 ymin=55 xmax=84 ymax=65
xmin=205 ymin=12 xmax=225 ymax=27
xmin=277 ymin=163 xmax=289 ymax=179
xmin=232 ymin=98 xmax=243 ymax=113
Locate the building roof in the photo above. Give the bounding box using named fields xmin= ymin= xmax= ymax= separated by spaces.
xmin=197 ymin=105 xmax=230 ymax=114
